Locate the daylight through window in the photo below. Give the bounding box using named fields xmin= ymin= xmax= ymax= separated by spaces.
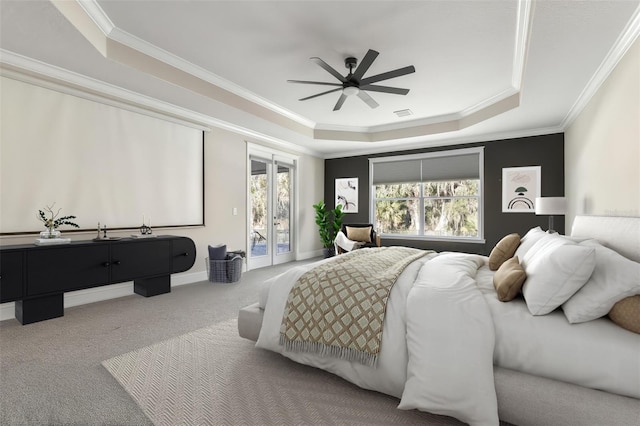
xmin=370 ymin=148 xmax=483 ymax=241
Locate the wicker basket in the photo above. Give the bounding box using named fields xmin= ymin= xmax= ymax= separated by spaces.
xmin=206 ymin=255 xmax=243 ymax=283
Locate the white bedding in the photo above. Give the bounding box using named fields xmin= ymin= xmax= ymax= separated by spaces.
xmin=399 ymin=253 xmax=498 ymax=425
xmin=257 ymin=251 xmax=436 ymax=398
xmin=475 ymin=266 xmax=640 ymax=399
xmin=256 ymin=249 xmax=640 ymax=425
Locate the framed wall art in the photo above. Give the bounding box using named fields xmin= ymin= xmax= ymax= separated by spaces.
xmin=335 ymin=178 xmax=358 ymax=213
xmin=502 ymin=166 xmax=541 ymax=213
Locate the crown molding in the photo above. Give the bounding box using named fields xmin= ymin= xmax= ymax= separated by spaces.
xmin=315 ymin=86 xmax=520 ymax=135
xmin=54 ymin=0 xmax=534 ymax=142
xmin=0 ymin=50 xmax=323 ymax=158
xmin=68 ymin=0 xmax=316 ymax=130
xmin=322 ymin=124 xmax=564 ymax=159
xmin=560 ymin=4 xmax=640 ymax=129
xmin=512 ymin=0 xmax=534 ymax=88
xmin=313 ymin=90 xmax=521 ymax=142
xmin=0 ymin=49 xmax=210 ymax=130
xmin=76 ymin=0 xmax=115 ymax=35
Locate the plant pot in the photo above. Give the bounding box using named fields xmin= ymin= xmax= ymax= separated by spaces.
xmin=322 ymin=247 xmax=335 ymax=258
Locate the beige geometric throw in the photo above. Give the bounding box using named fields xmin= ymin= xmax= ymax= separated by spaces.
xmin=280 ymin=247 xmax=429 ymax=366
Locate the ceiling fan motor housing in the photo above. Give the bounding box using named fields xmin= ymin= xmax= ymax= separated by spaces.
xmin=345 ymin=57 xmax=358 ymax=70
xmin=344 ymin=57 xmax=360 ymax=94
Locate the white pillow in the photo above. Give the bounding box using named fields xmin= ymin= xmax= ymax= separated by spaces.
xmin=562 ymin=240 xmax=640 ymax=323
xmin=522 ymin=234 xmax=596 ymax=315
xmin=514 ymin=226 xmax=546 ymax=262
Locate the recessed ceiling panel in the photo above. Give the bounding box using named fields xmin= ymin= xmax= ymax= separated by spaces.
xmin=97 ymin=0 xmax=518 ymax=128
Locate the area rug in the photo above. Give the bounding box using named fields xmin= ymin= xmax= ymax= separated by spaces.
xmin=102 ymin=319 xmax=465 ymax=425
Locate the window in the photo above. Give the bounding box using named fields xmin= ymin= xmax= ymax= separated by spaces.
xmin=370 ymin=147 xmax=483 ymax=242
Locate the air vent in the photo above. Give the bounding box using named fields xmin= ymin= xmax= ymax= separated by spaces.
xmin=394 ymin=109 xmax=413 ymax=117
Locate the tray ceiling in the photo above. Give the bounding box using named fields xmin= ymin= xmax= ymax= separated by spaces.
xmin=1 ymin=0 xmax=638 ymax=156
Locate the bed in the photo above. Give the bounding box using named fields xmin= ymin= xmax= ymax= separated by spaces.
xmin=238 ymin=215 xmax=640 ymax=425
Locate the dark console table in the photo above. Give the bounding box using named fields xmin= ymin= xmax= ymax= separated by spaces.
xmin=0 ymin=235 xmax=196 ymax=324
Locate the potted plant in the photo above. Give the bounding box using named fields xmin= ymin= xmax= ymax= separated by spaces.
xmin=313 ymin=201 xmax=344 ymax=258
xmin=37 ymin=203 xmax=79 ymax=239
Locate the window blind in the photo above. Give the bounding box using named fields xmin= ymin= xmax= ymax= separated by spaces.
xmin=371 ymin=149 xmax=481 ymax=185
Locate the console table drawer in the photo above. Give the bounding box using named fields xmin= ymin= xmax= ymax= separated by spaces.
xmin=111 ymin=240 xmax=172 ymax=282
xmin=27 ymin=245 xmax=110 ymax=295
xmin=0 ymin=251 xmax=24 ymax=302
xmin=172 ymin=237 xmax=196 ymax=273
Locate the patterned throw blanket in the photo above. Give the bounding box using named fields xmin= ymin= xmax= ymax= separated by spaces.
xmin=279 ymin=247 xmax=429 ymax=366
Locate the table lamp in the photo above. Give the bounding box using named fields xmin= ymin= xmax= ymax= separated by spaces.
xmin=535 ymin=197 xmax=566 ymax=233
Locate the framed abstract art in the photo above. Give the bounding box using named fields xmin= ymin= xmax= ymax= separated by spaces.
xmin=502 ymin=166 xmax=541 ymax=213
xmin=335 ymin=178 xmax=358 ymax=213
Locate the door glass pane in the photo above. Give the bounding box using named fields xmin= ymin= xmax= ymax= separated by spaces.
xmin=250 ymin=159 xmax=268 ymax=257
xmin=276 ymin=164 xmax=291 ymax=254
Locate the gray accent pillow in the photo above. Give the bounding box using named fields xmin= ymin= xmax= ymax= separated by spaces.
xmin=208 ymin=244 xmax=227 ymax=260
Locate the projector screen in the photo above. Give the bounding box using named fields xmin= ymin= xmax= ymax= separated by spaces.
xmin=0 ymin=77 xmax=204 ymax=235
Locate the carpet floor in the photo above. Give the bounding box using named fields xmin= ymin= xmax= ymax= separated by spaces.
xmin=103 ymin=318 xmax=467 ymax=425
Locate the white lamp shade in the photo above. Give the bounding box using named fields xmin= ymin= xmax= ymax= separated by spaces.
xmin=535 ymin=197 xmax=566 ymax=215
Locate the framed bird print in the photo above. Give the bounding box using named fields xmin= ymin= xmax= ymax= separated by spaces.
xmin=502 ymin=166 xmax=541 ymax=213
xmin=335 ymin=178 xmax=358 ymax=213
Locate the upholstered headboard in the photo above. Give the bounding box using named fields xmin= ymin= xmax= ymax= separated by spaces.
xmin=571 ymin=215 xmax=640 ymax=262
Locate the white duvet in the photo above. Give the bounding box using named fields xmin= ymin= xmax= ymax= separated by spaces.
xmin=256 ymin=250 xmax=640 ymax=425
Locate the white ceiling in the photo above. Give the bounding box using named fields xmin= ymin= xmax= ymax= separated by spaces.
xmin=1 ymin=0 xmax=639 ymax=157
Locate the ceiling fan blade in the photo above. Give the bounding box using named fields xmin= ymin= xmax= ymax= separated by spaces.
xmin=287 ymin=80 xmax=343 ymax=87
xmin=359 ymin=65 xmax=415 ymax=85
xmin=333 ymin=93 xmax=348 ymax=111
xmin=352 ymin=49 xmax=379 ymax=81
xmin=357 ymin=90 xmax=379 ymax=109
xmin=310 ymin=57 xmax=347 ymax=83
xmin=360 ymin=84 xmax=410 ymax=95
xmin=299 ymin=87 xmax=342 ymax=101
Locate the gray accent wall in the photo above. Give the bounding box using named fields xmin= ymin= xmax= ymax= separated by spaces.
xmin=325 ymin=133 xmax=564 ymax=255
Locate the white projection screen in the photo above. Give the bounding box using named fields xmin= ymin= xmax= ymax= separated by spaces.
xmin=1 ymin=77 xmax=204 ymax=235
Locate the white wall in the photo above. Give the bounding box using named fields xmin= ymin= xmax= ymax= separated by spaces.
xmin=297 ymin=151 xmax=325 ymax=256
xmin=565 ymin=38 xmax=640 ymax=231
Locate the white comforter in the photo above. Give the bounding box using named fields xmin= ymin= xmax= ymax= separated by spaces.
xmin=256 ymin=250 xmax=640 ymax=425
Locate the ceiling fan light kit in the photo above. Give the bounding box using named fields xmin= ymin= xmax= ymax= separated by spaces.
xmin=288 ymin=49 xmax=415 ymax=111
xmin=342 ymin=86 xmax=360 ymax=96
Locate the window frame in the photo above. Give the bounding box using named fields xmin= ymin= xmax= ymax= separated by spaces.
xmin=369 ymin=147 xmax=485 ymax=243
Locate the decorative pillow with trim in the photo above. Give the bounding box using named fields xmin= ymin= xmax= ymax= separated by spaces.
xmin=345 ymin=226 xmax=372 ymax=243
xmin=489 ymin=233 xmax=521 ymax=271
xmin=493 ymin=256 xmax=527 ymax=302
xmin=609 ymin=295 xmax=640 ymax=334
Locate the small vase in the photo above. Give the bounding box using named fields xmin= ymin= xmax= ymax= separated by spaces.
xmin=40 ymin=229 xmax=61 ymax=239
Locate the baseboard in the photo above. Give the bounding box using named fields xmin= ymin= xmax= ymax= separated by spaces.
xmin=0 ymin=270 xmax=208 ymax=322
xmin=297 ymin=249 xmax=324 ymax=260
xmin=0 ymin=303 xmax=16 ymax=322
xmin=172 ymin=270 xmax=208 ymax=286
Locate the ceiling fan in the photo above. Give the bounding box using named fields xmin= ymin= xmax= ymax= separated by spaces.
xmin=288 ymin=49 xmax=415 ymax=111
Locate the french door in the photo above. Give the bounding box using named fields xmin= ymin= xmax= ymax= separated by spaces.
xmin=247 ymin=148 xmax=296 ymax=269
